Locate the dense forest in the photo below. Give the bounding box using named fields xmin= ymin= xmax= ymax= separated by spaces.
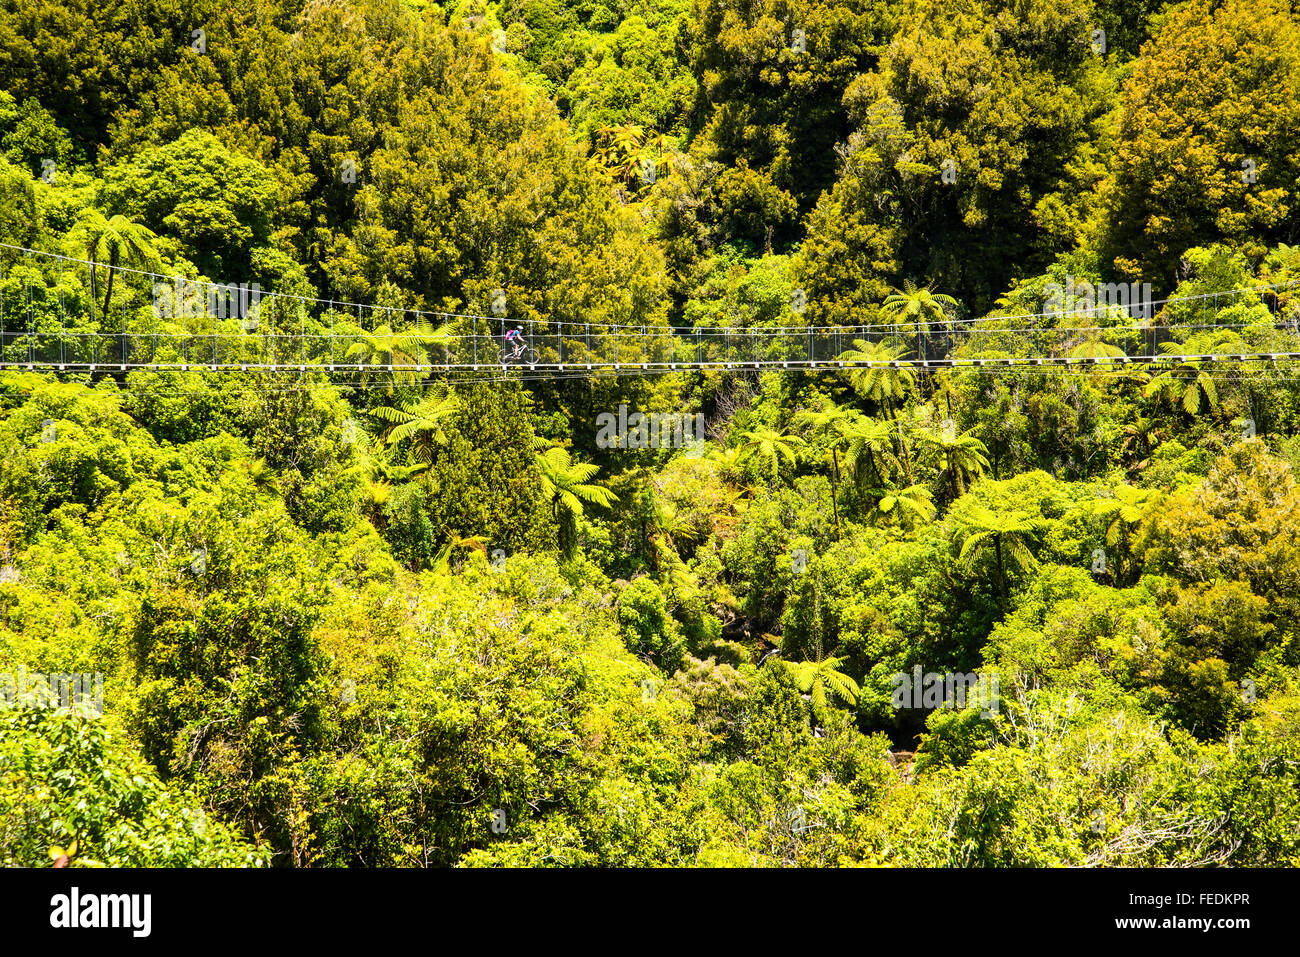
xmin=2 ymin=0 xmax=1300 ymax=867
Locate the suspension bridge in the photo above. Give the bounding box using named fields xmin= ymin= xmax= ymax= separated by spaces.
xmin=3 ymin=243 xmax=1299 ymax=379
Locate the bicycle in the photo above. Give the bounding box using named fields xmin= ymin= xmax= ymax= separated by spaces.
xmin=498 ymin=341 xmax=532 ymax=364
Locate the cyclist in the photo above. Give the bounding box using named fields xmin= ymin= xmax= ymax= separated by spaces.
xmin=504 ymin=326 xmax=526 ymax=360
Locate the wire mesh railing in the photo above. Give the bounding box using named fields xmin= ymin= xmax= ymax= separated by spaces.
xmin=3 ymin=243 xmax=1299 ymax=374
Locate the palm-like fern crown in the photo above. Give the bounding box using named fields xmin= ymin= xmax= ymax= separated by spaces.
xmin=789 ymin=655 xmax=861 ymax=714
xmin=1145 ymin=343 xmax=1219 ymax=414
xmin=372 ymin=392 xmax=459 ymax=463
xmin=955 ymin=504 xmax=1041 ymax=568
xmin=69 ymin=211 xmax=159 ymax=263
xmin=1089 ymin=485 xmax=1161 ymax=544
xmin=880 ymin=281 xmax=958 ymax=324
xmin=923 ymin=424 xmax=988 ymax=454
xmin=794 ymin=403 xmax=852 ymax=444
xmin=869 ymin=484 xmax=936 ymax=526
xmin=737 ymin=427 xmax=804 ymax=480
xmin=1068 ymin=338 xmax=1126 ymax=360
xmin=349 ymin=321 xmax=449 ymax=362
xmin=842 ymin=413 xmax=901 ymax=483
xmin=536 ymin=446 xmax=616 ymax=516
xmin=838 ymin=340 xmax=915 ymax=403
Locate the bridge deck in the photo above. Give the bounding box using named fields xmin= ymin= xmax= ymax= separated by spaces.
xmin=3 ymin=242 xmax=1299 ymax=377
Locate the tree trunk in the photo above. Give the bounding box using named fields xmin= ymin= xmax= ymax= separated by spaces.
xmin=994 ymin=535 xmax=1009 ymax=608
xmin=896 ymin=416 xmax=914 ymax=485
xmin=102 ymin=251 xmax=117 ymax=319
xmin=865 ymin=448 xmax=881 ymax=486
xmin=829 ymin=448 xmax=842 ymax=540
xmin=87 ymin=260 xmax=98 ymax=320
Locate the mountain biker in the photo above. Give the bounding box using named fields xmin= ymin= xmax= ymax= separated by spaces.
xmin=504 ymin=326 xmax=525 ymax=359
